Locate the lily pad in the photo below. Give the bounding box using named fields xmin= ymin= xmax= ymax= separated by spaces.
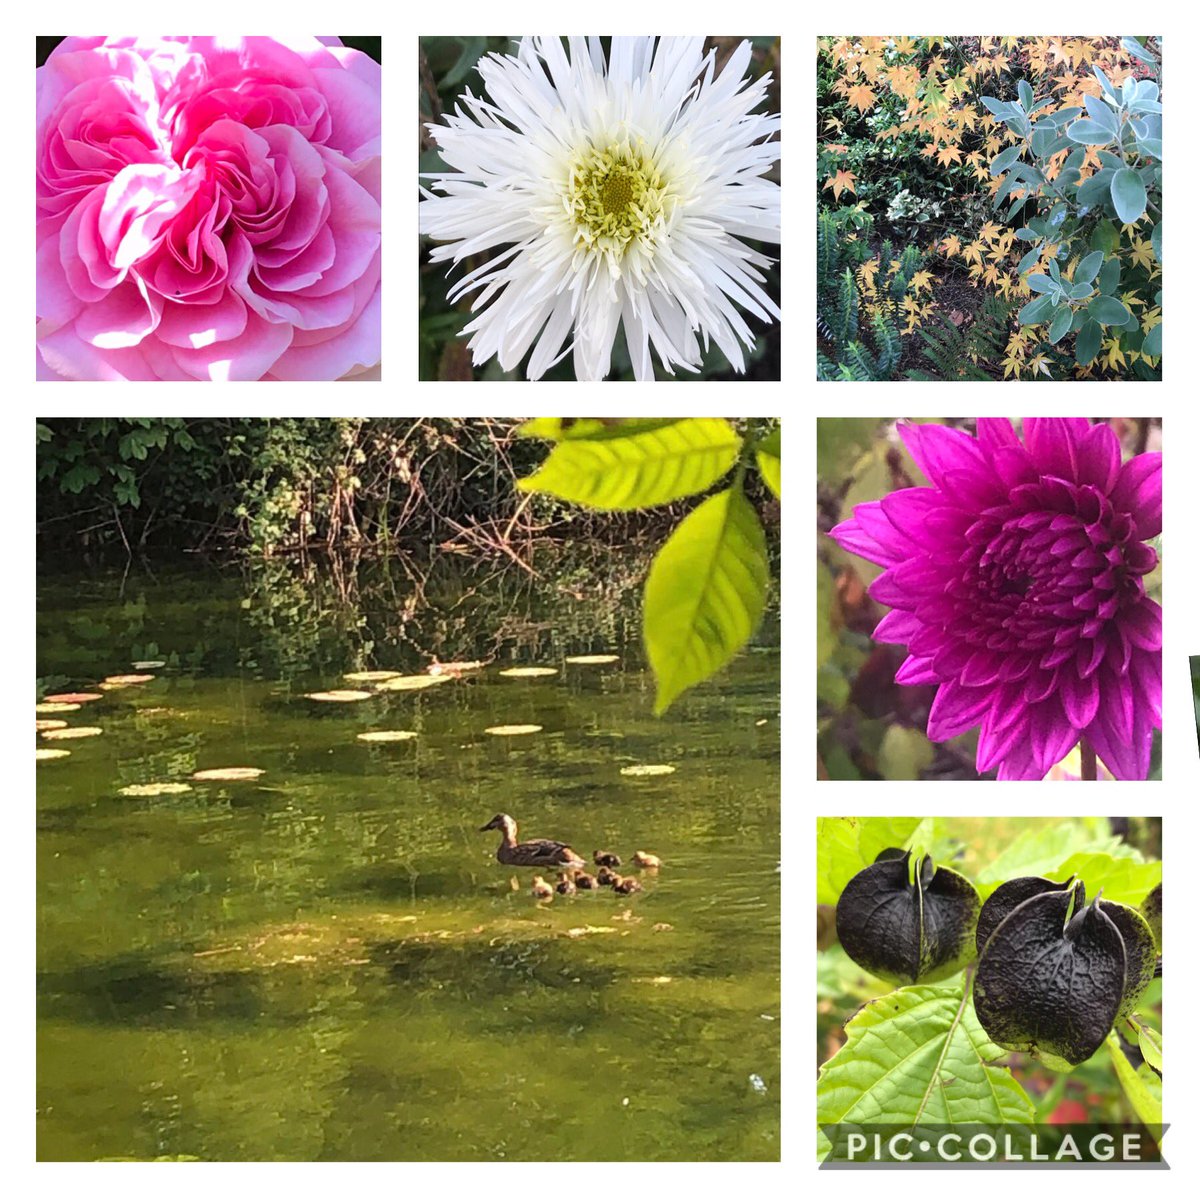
xmin=132 ymin=660 xmax=166 ymax=669
xmin=192 ymin=767 xmax=265 ymax=782
xmin=304 ymin=690 xmax=373 ymax=702
xmin=103 ymin=674 xmax=155 ymax=684
xmin=40 ymin=726 xmax=103 ymax=741
xmin=36 ymin=702 xmax=80 ymax=713
xmin=36 ymin=719 xmax=69 ymax=732
xmin=428 ymin=661 xmax=485 ymax=674
xmin=620 ymin=764 xmax=676 ymax=777
xmin=484 ymin=724 xmax=543 ymax=736
xmin=42 ymin=692 xmax=103 ymax=704
xmin=374 ymin=674 xmax=448 ymax=691
xmin=118 ymin=782 xmax=194 ymax=797
xmin=343 ymin=670 xmax=402 ymax=683
xmin=564 ymin=654 xmax=620 ymax=665
xmin=498 ymin=666 xmax=558 ymax=678
xmin=36 ymin=748 xmax=71 ymax=761
xmin=356 ymin=730 xmax=418 ymax=743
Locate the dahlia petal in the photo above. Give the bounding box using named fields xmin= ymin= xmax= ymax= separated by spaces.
xmin=1110 ymin=452 xmax=1162 ymax=538
xmin=1022 ymin=668 xmax=1059 ymax=705
xmin=1123 ymin=599 xmax=1162 ymax=651
xmin=991 ymin=445 xmax=1038 ymax=490
xmin=872 ymin=609 xmax=922 ymax=645
xmin=961 ymin=649 xmax=1005 ymax=688
xmin=977 ymin=711 xmax=1032 ymax=774
xmin=1087 ymin=705 xmax=1152 ymax=781
xmin=1130 ymin=650 xmax=1163 ymax=723
xmin=1060 ymin=667 xmax=1100 ymax=729
xmin=897 ymin=422 xmax=990 ymax=493
xmin=1030 ymin=699 xmax=1078 ymax=774
xmin=975 ymin=417 xmax=1019 ymax=454
xmin=1076 ymin=421 xmax=1121 ymax=493
xmin=926 ymin=681 xmax=992 ymax=741
xmin=1024 ymin=417 xmax=1087 ymax=483
xmin=869 ymin=569 xmax=918 ymax=610
xmin=895 ymin=655 xmax=940 ymax=686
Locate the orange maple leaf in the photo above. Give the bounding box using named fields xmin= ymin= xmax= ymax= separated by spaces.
xmin=822 ymin=169 xmax=858 ymax=201
xmin=936 ymin=145 xmax=964 ymax=167
xmin=844 ymin=82 xmax=877 ymax=112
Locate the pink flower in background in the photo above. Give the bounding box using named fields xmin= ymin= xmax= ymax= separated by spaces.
xmin=829 ymin=419 xmax=1162 ymax=780
xmin=36 ymin=36 xmax=381 ymax=381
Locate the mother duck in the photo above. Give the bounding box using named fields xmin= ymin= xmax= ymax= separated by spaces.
xmin=480 ymin=813 xmax=585 ymax=870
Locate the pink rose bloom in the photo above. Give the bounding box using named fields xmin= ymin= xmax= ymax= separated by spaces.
xmin=36 ymin=36 xmax=381 ymax=381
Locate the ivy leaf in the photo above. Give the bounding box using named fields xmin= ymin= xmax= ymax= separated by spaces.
xmin=517 ymin=418 xmax=739 ymax=509
xmin=818 ymin=980 xmax=1034 ymax=1159
xmin=643 ymin=483 xmax=768 ymax=714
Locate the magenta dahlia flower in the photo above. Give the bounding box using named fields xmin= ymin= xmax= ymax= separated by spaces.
xmin=829 ymin=419 xmax=1161 ymax=780
xmin=36 ymin=36 xmax=381 ymax=381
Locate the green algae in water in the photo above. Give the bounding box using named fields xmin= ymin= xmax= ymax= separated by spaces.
xmin=36 ymin=555 xmax=779 ymax=1161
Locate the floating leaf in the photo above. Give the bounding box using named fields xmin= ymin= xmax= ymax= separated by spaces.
xmin=192 ymin=767 xmax=265 ymax=781
xmin=103 ymin=674 xmax=155 ymax=685
xmin=498 ymin=666 xmax=558 ymax=678
xmin=36 ymin=748 xmax=71 ymax=761
xmin=356 ymin=730 xmax=418 ymax=743
xmin=619 ymin=764 xmax=676 ymax=777
xmin=427 ymin=660 xmax=485 ymax=674
xmin=644 ymin=484 xmax=769 ymax=714
xmin=118 ymin=782 xmax=194 ymax=797
xmin=40 ymin=726 xmax=103 ymax=741
xmin=132 ymin=660 xmax=166 ymax=669
xmin=484 ymin=724 xmax=543 ymax=737
xmin=36 ymin=702 xmax=80 ymax=713
xmin=304 ymin=690 xmax=373 ymax=702
xmin=563 ymin=654 xmax=619 ymax=665
xmin=375 ymin=674 xmax=448 ymax=692
xmin=42 ymin=692 xmax=103 ymax=704
xmin=36 ymin=719 xmax=68 ymax=731
xmin=343 ymin=670 xmax=402 ymax=683
xmin=517 ymin=417 xmax=740 ymax=510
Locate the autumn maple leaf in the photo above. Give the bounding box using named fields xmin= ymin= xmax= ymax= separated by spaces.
xmin=822 ymin=169 xmax=857 ymax=201
xmin=936 ymin=144 xmax=964 ymax=167
xmin=844 ymin=82 xmax=877 ymax=112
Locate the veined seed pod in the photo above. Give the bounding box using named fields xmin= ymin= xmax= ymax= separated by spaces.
xmin=835 ymin=849 xmax=980 ymax=985
xmin=974 ymin=878 xmax=1157 ymax=1070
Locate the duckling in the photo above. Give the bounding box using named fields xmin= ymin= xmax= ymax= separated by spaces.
xmin=531 ymin=875 xmax=554 ymax=900
xmin=633 ymin=850 xmax=662 ymax=870
xmin=555 ymin=872 xmax=577 ymax=896
xmin=596 ymin=866 xmax=619 ymax=887
xmin=574 ymin=871 xmax=599 ymax=890
xmin=594 ymin=849 xmax=622 ymax=868
xmin=612 ymin=875 xmax=643 ymax=895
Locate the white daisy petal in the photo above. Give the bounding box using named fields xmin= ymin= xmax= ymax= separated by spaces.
xmin=420 ymin=36 xmax=780 ymax=381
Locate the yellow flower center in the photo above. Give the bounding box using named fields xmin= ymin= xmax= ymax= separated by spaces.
xmin=566 ymin=142 xmax=668 ymax=258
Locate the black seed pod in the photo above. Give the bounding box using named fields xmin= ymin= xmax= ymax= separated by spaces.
xmin=973 ymin=878 xmax=1154 ymax=1071
xmin=835 ymin=849 xmax=980 ymax=985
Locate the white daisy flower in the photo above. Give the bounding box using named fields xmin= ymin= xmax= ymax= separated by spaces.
xmin=419 ymin=36 xmax=781 ymax=381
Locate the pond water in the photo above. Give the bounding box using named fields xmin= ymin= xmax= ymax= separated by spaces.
xmin=36 ymin=552 xmax=780 ymax=1161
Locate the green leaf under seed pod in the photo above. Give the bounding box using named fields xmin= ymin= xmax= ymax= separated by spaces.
xmin=1141 ymin=882 xmax=1161 ymax=950
xmin=835 ymin=849 xmax=980 ymax=986
xmin=974 ymin=881 xmax=1125 ymax=1071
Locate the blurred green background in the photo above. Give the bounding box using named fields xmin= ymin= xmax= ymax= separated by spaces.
xmin=418 ymin=36 xmax=782 ymax=381
xmin=816 ymin=418 xmax=1163 ymax=781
